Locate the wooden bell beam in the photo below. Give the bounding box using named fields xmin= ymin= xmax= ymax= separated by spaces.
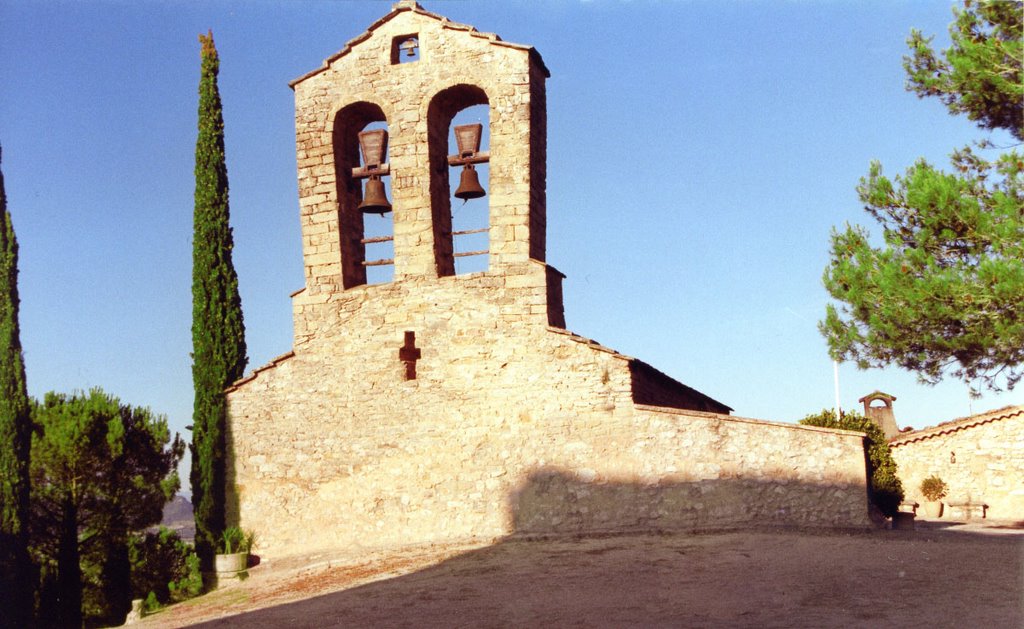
xmin=446 ymin=152 xmax=490 ymax=167
xmin=351 ymin=163 xmax=391 ymax=179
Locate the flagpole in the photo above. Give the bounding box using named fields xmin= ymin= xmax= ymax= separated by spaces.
xmin=833 ymin=361 xmax=842 ymax=418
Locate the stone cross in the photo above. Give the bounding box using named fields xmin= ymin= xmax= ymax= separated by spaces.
xmin=399 ymin=331 xmax=421 ymax=380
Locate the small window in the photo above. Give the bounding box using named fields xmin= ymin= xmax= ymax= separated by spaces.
xmin=392 ymin=34 xmax=420 ymax=64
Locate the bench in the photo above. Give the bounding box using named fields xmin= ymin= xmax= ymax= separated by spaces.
xmin=898 ymin=501 xmax=920 ymax=515
xmin=891 ymin=511 xmax=916 ymax=530
xmin=947 ymin=501 xmax=988 ymax=520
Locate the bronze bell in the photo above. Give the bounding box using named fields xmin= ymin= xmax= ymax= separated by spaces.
xmin=358 ymin=176 xmax=392 ymax=214
xmin=454 ymin=164 xmax=485 ymax=200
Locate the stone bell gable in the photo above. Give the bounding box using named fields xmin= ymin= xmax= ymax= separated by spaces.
xmin=225 ymin=2 xmax=871 ymax=558
xmin=273 ymin=0 xmax=727 ymax=410
xmin=290 ymin=0 xmax=549 ymax=291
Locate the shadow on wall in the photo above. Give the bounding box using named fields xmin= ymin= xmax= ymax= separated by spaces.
xmin=221 ymin=462 xmax=868 ymax=548
xmin=225 ymin=440 xmax=240 ymax=541
xmin=507 ymin=468 xmax=868 ymax=534
xmin=191 ymin=470 xmax=1022 ymax=628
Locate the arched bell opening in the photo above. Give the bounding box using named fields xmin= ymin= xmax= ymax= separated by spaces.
xmin=427 ymin=84 xmax=490 ymax=277
xmin=448 ymin=105 xmax=490 ymax=275
xmin=332 ymin=102 xmax=394 ymax=287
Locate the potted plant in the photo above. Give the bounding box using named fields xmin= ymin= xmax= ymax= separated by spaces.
xmin=920 ymin=475 xmax=948 ymax=518
xmin=214 ymin=527 xmax=256 ymax=580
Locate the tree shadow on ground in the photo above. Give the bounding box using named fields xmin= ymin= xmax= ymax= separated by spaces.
xmin=190 ymin=471 xmax=1022 ymax=628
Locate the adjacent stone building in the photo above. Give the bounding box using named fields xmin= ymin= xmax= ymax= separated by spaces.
xmin=890 ymin=405 xmax=1024 ymax=520
xmin=225 ymin=1 xmax=872 ymax=559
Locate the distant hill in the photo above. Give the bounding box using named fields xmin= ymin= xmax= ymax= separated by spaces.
xmin=160 ymin=495 xmax=195 ymax=542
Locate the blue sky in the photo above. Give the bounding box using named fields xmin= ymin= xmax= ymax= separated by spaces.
xmin=2 ymin=0 xmax=1021 ymax=491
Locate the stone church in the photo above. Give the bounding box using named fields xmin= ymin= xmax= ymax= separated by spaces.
xmin=226 ymin=1 xmax=871 ymax=558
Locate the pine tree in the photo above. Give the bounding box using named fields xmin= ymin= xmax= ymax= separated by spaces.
xmin=0 ymin=144 xmax=34 ymax=628
xmin=821 ymin=1 xmax=1023 ymax=394
xmin=190 ymin=31 xmax=248 ymax=576
xmin=29 ymin=390 xmax=184 ymax=627
xmin=904 ymin=0 xmax=1022 ymax=142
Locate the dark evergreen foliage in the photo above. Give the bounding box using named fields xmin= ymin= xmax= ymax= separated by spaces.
xmin=128 ymin=527 xmax=202 ymax=608
xmin=800 ymin=409 xmax=904 ymax=518
xmin=29 ymin=389 xmax=184 ymax=627
xmin=0 ymin=143 xmax=34 ymax=629
xmin=190 ymin=30 xmax=248 ymax=576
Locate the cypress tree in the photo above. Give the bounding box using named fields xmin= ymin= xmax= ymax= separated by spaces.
xmin=0 ymin=144 xmax=34 ymax=628
xmin=190 ymin=31 xmax=247 ymax=576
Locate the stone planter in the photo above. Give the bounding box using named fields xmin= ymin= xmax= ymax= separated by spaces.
xmin=124 ymin=598 xmax=145 ymax=624
xmin=215 ymin=552 xmax=249 ymax=579
xmin=923 ymin=501 xmax=943 ymax=518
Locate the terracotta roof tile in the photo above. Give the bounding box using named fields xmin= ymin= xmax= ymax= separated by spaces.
xmin=889 ymin=405 xmax=1024 ymax=446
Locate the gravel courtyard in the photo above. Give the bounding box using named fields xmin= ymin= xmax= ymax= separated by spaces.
xmin=140 ymin=520 xmax=1023 ymax=628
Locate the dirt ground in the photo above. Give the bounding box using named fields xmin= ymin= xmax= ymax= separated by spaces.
xmin=139 ymin=520 xmax=1023 ymax=628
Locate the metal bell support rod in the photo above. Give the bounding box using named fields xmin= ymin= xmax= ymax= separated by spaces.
xmin=447 ymin=123 xmax=489 ymax=201
xmin=353 ymin=129 xmax=392 ymax=214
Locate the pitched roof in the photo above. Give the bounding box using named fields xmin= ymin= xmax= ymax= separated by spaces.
xmin=290 ymin=1 xmax=550 ymax=88
xmin=546 ymin=326 xmax=733 ymax=414
xmin=888 ymin=404 xmax=1024 ymax=446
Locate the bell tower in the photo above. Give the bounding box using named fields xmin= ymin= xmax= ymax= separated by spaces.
xmin=859 ymin=391 xmax=900 ymax=439
xmin=290 ymin=0 xmax=550 ymax=294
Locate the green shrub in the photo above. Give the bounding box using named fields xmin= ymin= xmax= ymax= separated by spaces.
xmin=129 ymin=527 xmax=202 ymax=606
xmin=800 ymin=409 xmax=905 ymax=518
xmin=220 ymin=527 xmax=256 ymax=554
xmin=168 ymin=551 xmax=202 ymax=602
xmin=920 ymin=475 xmax=948 ymax=501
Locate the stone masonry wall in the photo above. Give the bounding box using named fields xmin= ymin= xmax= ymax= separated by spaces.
xmin=890 ymin=407 xmax=1024 ymax=519
xmin=225 ymin=3 xmax=872 ymax=560
xmin=226 ymin=261 xmax=871 ymax=558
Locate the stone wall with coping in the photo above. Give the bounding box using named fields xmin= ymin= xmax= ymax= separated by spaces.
xmin=513 ymin=407 xmax=870 ymax=534
xmin=226 ymin=261 xmax=871 ymax=558
xmin=890 ymin=406 xmax=1024 ymax=519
